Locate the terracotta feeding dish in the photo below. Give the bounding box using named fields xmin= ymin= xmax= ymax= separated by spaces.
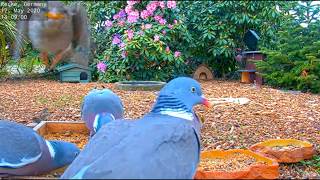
xmin=34 ymin=121 xmax=89 ymax=150
xmin=194 ymin=149 xmax=279 ymax=179
xmin=249 ymin=139 xmax=316 ymax=163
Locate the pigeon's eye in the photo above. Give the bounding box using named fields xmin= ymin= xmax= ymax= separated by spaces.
xmin=75 ymin=152 xmax=79 ymax=157
xmin=191 ymin=87 xmax=196 ymax=93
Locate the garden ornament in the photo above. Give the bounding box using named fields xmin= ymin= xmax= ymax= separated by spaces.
xmin=81 ymin=88 xmax=124 ymax=137
xmin=61 ymin=77 xmax=211 ymax=179
xmin=14 ymin=1 xmax=90 ymax=71
xmin=0 ymin=120 xmax=80 ymax=176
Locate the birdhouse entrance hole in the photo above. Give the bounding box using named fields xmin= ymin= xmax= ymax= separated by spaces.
xmin=80 ymin=72 xmax=88 ymax=80
xmin=199 ymin=72 xmax=207 ymax=80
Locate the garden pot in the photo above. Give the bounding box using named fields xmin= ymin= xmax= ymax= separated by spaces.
xmin=194 ymin=149 xmax=279 ymax=179
xmin=249 ymin=139 xmax=316 ymax=163
xmin=115 ymin=81 xmax=166 ymax=91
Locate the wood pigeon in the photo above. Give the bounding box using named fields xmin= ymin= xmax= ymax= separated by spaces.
xmin=81 ymin=88 xmax=124 ymax=137
xmin=0 ymin=120 xmax=80 ymax=177
xmin=14 ymin=1 xmax=90 ymax=71
xmin=61 ymin=77 xmax=211 ymax=179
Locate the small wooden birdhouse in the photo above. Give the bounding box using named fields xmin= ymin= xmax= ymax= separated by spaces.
xmin=56 ymin=63 xmax=92 ymax=83
xmin=193 ymin=64 xmax=214 ymax=81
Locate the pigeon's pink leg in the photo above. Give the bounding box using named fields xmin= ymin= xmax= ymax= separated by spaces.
xmin=49 ymin=51 xmax=64 ymax=70
xmin=40 ymin=51 xmax=49 ymax=69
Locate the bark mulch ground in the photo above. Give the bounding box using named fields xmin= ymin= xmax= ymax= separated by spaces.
xmin=0 ymin=79 xmax=319 ymax=179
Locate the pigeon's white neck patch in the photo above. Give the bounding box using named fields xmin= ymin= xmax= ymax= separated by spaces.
xmin=93 ymin=113 xmax=115 ymax=132
xmin=46 ymin=140 xmax=56 ymax=158
xmin=93 ymin=114 xmax=100 ymax=132
xmin=158 ymin=108 xmax=193 ymax=121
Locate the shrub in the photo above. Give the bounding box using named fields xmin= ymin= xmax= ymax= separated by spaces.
xmin=180 ymin=1 xmax=292 ymax=77
xmin=256 ymin=23 xmax=320 ymax=93
xmin=89 ymin=1 xmax=191 ymax=82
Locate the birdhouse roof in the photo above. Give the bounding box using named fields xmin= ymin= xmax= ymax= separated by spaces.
xmin=57 ymin=63 xmax=91 ymax=72
xmin=248 ymin=30 xmax=260 ymax=40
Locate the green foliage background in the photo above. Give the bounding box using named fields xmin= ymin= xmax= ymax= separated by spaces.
xmin=256 ymin=2 xmax=320 ymax=93
xmin=83 ymin=1 xmax=294 ymax=81
xmin=1 ymin=1 xmax=319 ymax=93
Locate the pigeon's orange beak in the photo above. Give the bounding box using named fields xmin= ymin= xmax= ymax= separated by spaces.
xmin=45 ymin=12 xmax=65 ymax=20
xmin=201 ymin=95 xmax=212 ymax=108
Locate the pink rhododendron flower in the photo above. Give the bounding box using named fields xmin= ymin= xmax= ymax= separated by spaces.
xmin=118 ymin=9 xmax=126 ymax=18
xmin=159 ymin=1 xmax=165 ymax=9
xmin=129 ymin=10 xmax=139 ymax=17
xmin=168 ymin=24 xmax=173 ymax=29
xmin=154 ymin=35 xmax=160 ymax=42
xmin=127 ymin=10 xmax=139 ymax=23
xmin=104 ymin=20 xmax=113 ymax=27
xmin=125 ymin=5 xmax=133 ymax=14
xmin=159 ymin=18 xmax=167 ymax=25
xmin=162 ymin=30 xmax=166 ymax=35
xmin=127 ymin=15 xmax=138 ymax=23
xmin=166 ymin=46 xmax=170 ymax=53
xmin=154 ymin=15 xmax=162 ymax=21
xmin=146 ymin=1 xmax=158 ymax=13
xmin=113 ymin=14 xmax=120 ymax=20
xmin=145 ymin=23 xmax=152 ymax=29
xmin=174 ymin=51 xmax=181 ymax=57
xmin=97 ymin=62 xmax=107 ymax=72
xmin=167 ymin=1 xmax=176 ymax=9
xmin=140 ymin=10 xmax=151 ymax=19
xmin=112 ymin=35 xmax=121 ymax=45
xmin=119 ymin=42 xmax=126 ymax=49
xmin=117 ymin=20 xmax=125 ymax=27
xmin=126 ymin=29 xmax=134 ymax=40
xmin=174 ymin=19 xmax=178 ymax=24
xmin=127 ymin=0 xmax=139 ymax=6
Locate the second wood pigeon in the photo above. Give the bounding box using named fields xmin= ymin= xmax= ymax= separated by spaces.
xmin=81 ymin=88 xmax=124 ymax=137
xmin=61 ymin=77 xmax=211 ymax=179
xmin=0 ymin=120 xmax=80 ymax=177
